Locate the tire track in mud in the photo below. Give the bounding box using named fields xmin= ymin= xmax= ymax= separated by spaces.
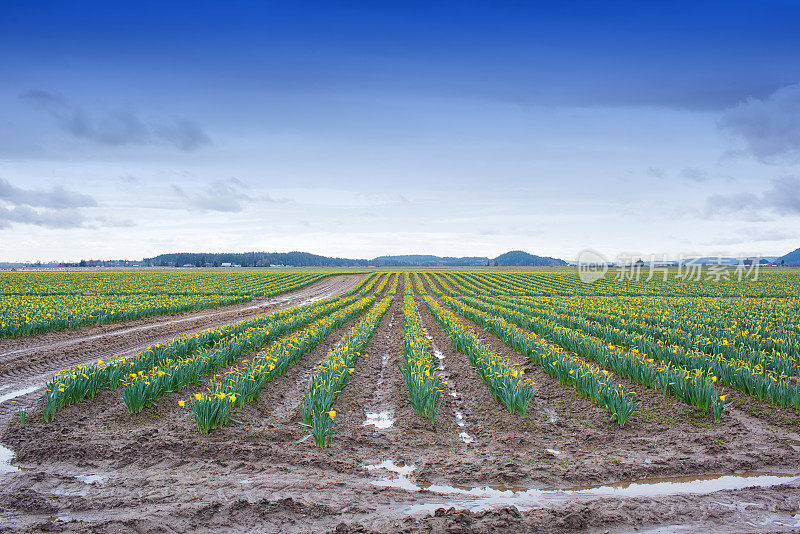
xmin=0 ymin=274 xmax=364 ymax=424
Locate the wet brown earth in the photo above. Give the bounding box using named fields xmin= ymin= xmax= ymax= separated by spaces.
xmin=1 ymin=275 xmax=799 ymax=532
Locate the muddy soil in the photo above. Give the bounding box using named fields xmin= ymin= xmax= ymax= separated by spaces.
xmin=0 ymin=274 xmax=363 ymax=424
xmin=1 ymin=275 xmax=799 ymax=532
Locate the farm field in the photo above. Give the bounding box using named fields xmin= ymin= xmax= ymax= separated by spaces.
xmin=0 ymin=269 xmax=346 ymax=339
xmin=1 ymin=270 xmax=800 ymax=532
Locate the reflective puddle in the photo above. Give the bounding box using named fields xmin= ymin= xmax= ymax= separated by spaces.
xmin=366 ymin=462 xmax=800 ymax=514
xmin=546 ymin=471 xmax=799 ymax=498
xmin=364 ymin=410 xmax=394 ymax=429
xmin=364 ymin=460 xmax=418 ymax=491
xmin=0 ymin=444 xmax=19 ymax=475
xmin=76 ymin=473 xmax=107 ymax=485
xmin=364 ymin=338 xmax=394 ymax=429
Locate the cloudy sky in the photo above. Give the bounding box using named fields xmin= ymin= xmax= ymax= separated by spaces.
xmin=2 ymin=1 xmax=800 ymax=262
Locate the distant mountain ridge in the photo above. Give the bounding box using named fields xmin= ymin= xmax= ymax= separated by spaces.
xmin=142 ymin=250 xmax=568 ymax=267
xmin=371 ymin=255 xmax=488 ymax=267
xmin=491 ymin=250 xmax=568 ymax=267
xmin=778 ymin=247 xmax=800 ymax=265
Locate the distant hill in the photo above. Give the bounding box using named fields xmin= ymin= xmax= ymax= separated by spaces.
xmin=679 ymin=257 xmax=769 ymax=266
xmin=372 ymin=255 xmax=488 ymax=267
xmin=142 ymin=251 xmax=369 ymax=267
xmin=491 ymin=250 xmax=568 ymax=267
xmin=778 ymin=247 xmax=800 ymax=265
xmin=141 ymin=250 xmax=568 ymax=267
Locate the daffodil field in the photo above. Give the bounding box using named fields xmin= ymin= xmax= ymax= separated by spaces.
xmin=120 ymin=294 xmax=367 ymax=414
xmin=192 ymin=293 xmax=380 ymax=432
xmin=423 ymin=271 xmax=800 ymax=419
xmin=0 ymin=270 xmax=339 ymax=338
xmin=26 ymin=267 xmax=800 ymax=444
xmin=428 ymin=270 xmax=800 ymax=298
xmin=42 ymin=293 xmax=359 ymax=420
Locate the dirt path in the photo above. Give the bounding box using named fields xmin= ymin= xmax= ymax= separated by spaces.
xmin=0 ymin=274 xmax=364 ymax=424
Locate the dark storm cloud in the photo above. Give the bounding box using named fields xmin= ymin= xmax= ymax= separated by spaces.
xmin=704 ymin=177 xmax=800 ymax=217
xmin=718 ymin=84 xmax=800 ymax=164
xmin=20 ymin=90 xmax=211 ymax=151
xmin=0 ymin=177 xmax=97 ymax=209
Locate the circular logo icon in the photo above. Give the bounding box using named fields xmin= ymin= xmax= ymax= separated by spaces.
xmin=577 ymin=249 xmax=608 ymax=284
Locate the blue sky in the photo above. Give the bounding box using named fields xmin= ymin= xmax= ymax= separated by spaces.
xmin=1 ymin=1 xmax=800 ymax=261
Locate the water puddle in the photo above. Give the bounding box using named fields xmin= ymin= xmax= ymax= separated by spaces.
xmin=364 ymin=410 xmax=394 ymax=429
xmin=376 ymin=469 xmax=800 ymax=514
xmin=51 ymin=486 xmax=88 ymax=497
xmin=433 ymin=348 xmax=445 ymax=371
xmin=365 ymin=460 xmax=800 ymax=515
xmin=0 ymin=443 xmax=19 ymax=474
xmin=547 ymin=471 xmax=799 ymax=497
xmin=76 ymin=473 xmax=106 ymax=485
xmin=364 ymin=460 xmax=418 ymax=491
xmin=0 ymin=385 xmax=40 ymax=404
